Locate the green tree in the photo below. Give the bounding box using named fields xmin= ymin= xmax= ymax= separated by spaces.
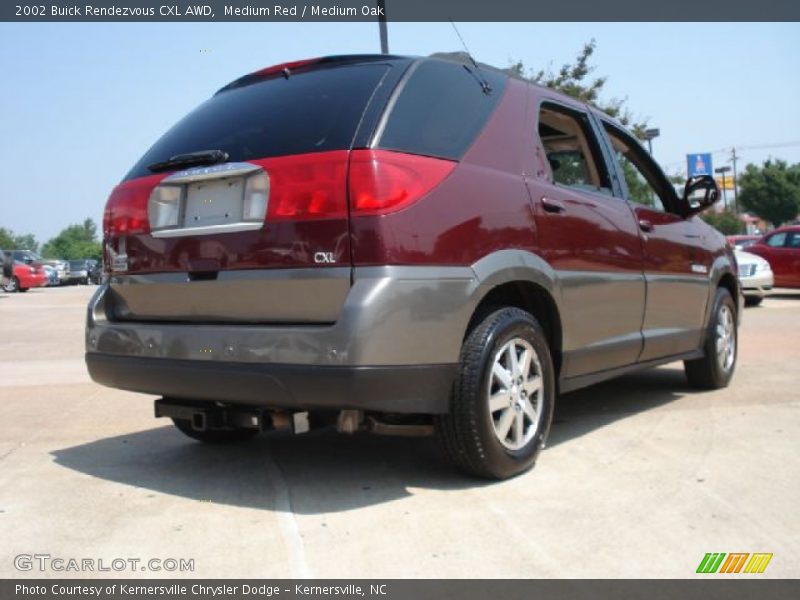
xmin=509 ymin=39 xmax=648 ymax=137
xmin=699 ymin=208 xmax=743 ymax=235
xmin=0 ymin=228 xmax=39 ymax=251
xmin=738 ymin=160 xmax=800 ymax=227
xmin=12 ymin=233 xmax=38 ymax=252
xmin=41 ymin=218 xmax=102 ymax=260
xmin=0 ymin=227 xmax=14 ymax=249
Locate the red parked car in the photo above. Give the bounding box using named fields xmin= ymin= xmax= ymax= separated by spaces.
xmin=86 ymin=54 xmax=738 ymax=479
xmin=744 ymin=225 xmax=800 ymax=288
xmin=2 ymin=261 xmax=48 ymax=293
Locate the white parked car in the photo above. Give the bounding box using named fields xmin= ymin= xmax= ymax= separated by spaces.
xmin=736 ymin=249 xmax=773 ymax=306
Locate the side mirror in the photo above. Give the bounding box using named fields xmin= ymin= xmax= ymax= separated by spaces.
xmin=682 ymin=175 xmax=720 ymax=215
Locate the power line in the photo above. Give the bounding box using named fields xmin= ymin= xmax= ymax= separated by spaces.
xmin=661 ymin=140 xmax=800 ymax=170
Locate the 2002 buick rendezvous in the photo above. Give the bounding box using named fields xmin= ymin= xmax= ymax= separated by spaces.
xmin=86 ymin=54 xmax=740 ymax=479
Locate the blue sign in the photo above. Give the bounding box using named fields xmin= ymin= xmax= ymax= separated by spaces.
xmin=687 ymin=153 xmax=713 ymax=177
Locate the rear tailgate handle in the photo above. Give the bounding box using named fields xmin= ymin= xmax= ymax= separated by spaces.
xmin=638 ymin=219 xmax=654 ymax=233
xmin=541 ymin=197 xmax=566 ymax=214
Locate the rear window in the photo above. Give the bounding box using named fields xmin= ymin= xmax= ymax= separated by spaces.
xmin=124 ymin=63 xmax=391 ymax=181
xmin=376 ymin=59 xmax=507 ymax=160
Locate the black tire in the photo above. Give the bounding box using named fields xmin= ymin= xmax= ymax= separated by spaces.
xmin=171 ymin=418 xmax=259 ymax=444
xmin=2 ymin=276 xmax=19 ymax=293
xmin=436 ymin=307 xmax=555 ymax=479
xmin=684 ymin=287 xmax=737 ymax=389
xmin=744 ymin=296 xmax=763 ymax=307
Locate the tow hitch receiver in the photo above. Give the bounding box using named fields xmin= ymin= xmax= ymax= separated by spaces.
xmin=155 ymin=399 xmax=264 ymax=432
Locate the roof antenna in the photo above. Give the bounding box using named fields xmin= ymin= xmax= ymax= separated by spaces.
xmin=449 ymin=20 xmax=492 ymax=95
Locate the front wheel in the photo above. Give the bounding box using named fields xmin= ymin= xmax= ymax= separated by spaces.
xmin=171 ymin=418 xmax=259 ymax=444
xmin=2 ymin=277 xmax=19 ymax=293
xmin=684 ymin=287 xmax=737 ymax=389
xmin=436 ymin=307 xmax=555 ymax=479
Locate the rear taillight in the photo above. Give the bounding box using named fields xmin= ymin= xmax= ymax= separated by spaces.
xmin=259 ymin=150 xmax=349 ymax=220
xmin=103 ymin=149 xmax=455 ymax=238
xmin=348 ymin=150 xmax=456 ymax=215
xmin=104 ymin=178 xmax=158 ymax=237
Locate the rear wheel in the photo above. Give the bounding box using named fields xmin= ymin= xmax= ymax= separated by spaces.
xmin=171 ymin=418 xmax=259 ymax=444
xmin=436 ymin=307 xmax=555 ymax=479
xmin=684 ymin=287 xmax=737 ymax=389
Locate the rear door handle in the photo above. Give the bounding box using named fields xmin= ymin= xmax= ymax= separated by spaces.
xmin=541 ymin=197 xmax=566 ymax=214
xmin=638 ymin=219 xmax=654 ymax=233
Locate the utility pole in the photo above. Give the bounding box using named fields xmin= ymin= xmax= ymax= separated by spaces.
xmin=730 ymin=147 xmax=739 ymax=213
xmin=715 ymin=166 xmax=731 ymax=210
xmin=377 ymin=0 xmax=388 ymax=54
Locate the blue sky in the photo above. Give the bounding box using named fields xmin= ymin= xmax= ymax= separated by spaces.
xmin=1 ymin=22 xmax=799 ymax=244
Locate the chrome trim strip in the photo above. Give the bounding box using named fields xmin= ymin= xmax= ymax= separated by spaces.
xmin=161 ymin=162 xmax=261 ymax=183
xmin=150 ymin=221 xmax=264 ymax=238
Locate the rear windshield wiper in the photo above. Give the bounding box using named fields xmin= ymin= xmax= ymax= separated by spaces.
xmin=147 ymin=149 xmax=229 ymax=173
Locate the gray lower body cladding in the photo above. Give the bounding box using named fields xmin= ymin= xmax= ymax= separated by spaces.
xmin=85 ymin=266 xmax=480 ymax=413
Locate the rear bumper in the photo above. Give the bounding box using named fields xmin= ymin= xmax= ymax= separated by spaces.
xmin=86 ymin=353 xmax=456 ymax=413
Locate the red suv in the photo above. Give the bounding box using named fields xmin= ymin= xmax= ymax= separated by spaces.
xmin=86 ymin=54 xmax=740 ymax=479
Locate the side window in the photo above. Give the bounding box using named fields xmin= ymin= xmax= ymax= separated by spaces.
xmin=537 ymin=104 xmax=612 ymax=195
xmin=378 ymin=60 xmax=507 ymax=160
xmin=766 ymin=232 xmax=787 ymax=247
xmin=603 ymin=123 xmax=671 ymax=212
xmin=786 ymin=232 xmax=800 ymax=248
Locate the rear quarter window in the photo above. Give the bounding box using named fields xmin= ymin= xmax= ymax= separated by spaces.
xmin=376 ymin=59 xmax=507 ymax=160
xmin=124 ymin=63 xmax=392 ymax=181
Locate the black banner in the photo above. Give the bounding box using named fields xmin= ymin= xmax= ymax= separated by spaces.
xmin=4 ymin=580 xmax=800 ymax=600
xmin=3 ymin=0 xmax=800 ymax=22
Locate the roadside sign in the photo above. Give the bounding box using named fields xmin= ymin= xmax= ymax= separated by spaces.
xmin=715 ymin=177 xmax=735 ymax=190
xmin=687 ymin=153 xmax=713 ymax=177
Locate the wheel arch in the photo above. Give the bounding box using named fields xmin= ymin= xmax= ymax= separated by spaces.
xmin=468 ymin=250 xmax=564 ymax=378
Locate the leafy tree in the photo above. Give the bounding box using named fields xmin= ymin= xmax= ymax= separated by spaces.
xmin=0 ymin=227 xmax=14 ymax=249
xmin=41 ymin=218 xmax=102 ymax=260
xmin=738 ymin=160 xmax=800 ymax=227
xmin=12 ymin=233 xmax=38 ymax=252
xmin=699 ymin=208 xmax=743 ymax=235
xmin=0 ymin=227 xmax=39 ymax=251
xmin=509 ymin=39 xmax=648 ymax=137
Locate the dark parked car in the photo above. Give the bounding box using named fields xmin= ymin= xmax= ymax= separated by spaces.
xmin=67 ymin=260 xmax=95 ymax=285
xmin=1 ymin=250 xmax=12 ymax=288
xmin=88 ymin=260 xmax=103 ymax=284
xmin=86 ymin=54 xmax=739 ymax=479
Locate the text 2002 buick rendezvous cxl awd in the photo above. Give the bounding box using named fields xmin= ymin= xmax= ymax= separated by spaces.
xmin=86 ymin=54 xmax=740 ymax=479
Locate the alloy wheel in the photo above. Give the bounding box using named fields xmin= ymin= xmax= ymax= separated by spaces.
xmin=487 ymin=337 xmax=544 ymax=450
